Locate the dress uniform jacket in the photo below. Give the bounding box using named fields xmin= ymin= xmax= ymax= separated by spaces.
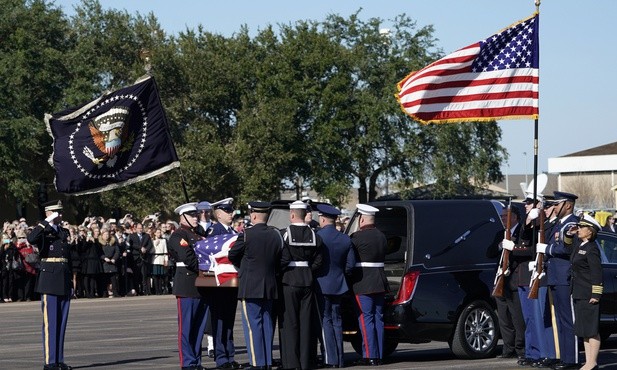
xmin=208 ymin=222 xmax=236 ymax=236
xmin=281 ymin=224 xmax=323 ymax=285
xmin=27 ymin=222 xmax=72 ymax=296
xmin=350 ymin=225 xmax=388 ymax=295
xmin=506 ymin=223 xmax=535 ymax=290
xmin=168 ymin=226 xmax=203 ymax=298
xmin=316 ymin=224 xmax=355 ymax=295
xmin=570 ymin=239 xmax=603 ymax=301
xmin=545 ymin=213 xmax=578 ymax=286
xmin=228 ymin=223 xmax=282 ymax=299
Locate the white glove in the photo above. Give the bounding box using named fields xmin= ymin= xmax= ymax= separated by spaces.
xmin=45 ymin=212 xmax=59 ymax=223
xmin=500 ymin=239 xmax=515 ymax=251
xmin=536 ymin=243 xmax=547 ymax=254
xmin=528 ymin=261 xmax=536 ymax=272
xmin=528 ymin=208 xmax=540 ymax=220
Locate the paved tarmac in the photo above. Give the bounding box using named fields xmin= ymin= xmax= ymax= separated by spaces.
xmin=1 ymin=295 xmax=617 ymax=369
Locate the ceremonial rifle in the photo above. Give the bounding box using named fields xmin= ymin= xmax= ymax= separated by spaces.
xmin=492 ymin=203 xmax=512 ymax=298
xmin=528 ymin=208 xmax=546 ymax=299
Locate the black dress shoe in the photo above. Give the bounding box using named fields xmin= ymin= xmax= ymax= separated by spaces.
xmin=323 ymin=365 xmax=338 ymax=368
xmin=532 ymin=358 xmax=557 ymax=368
xmin=230 ymin=361 xmax=245 ymax=369
xmin=367 ymin=359 xmax=382 ymax=366
xmin=57 ymin=363 xmax=72 ymax=370
xmin=43 ymin=366 xmax=58 ymax=370
xmin=517 ymin=358 xmax=535 ymax=367
xmin=551 ymin=363 xmax=579 ymax=370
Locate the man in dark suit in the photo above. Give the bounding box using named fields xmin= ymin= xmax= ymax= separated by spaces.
xmin=27 ymin=200 xmax=73 ymax=370
xmin=128 ymin=222 xmax=154 ymax=295
xmin=350 ymin=204 xmax=389 ymax=366
xmin=280 ymin=200 xmax=323 ymax=370
xmin=315 ymin=204 xmax=355 ymax=368
xmin=168 ymin=202 xmax=208 ymax=370
xmin=229 ymin=201 xmax=283 ymax=370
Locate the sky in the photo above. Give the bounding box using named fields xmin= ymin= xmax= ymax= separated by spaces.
xmin=54 ymin=0 xmax=617 ymax=175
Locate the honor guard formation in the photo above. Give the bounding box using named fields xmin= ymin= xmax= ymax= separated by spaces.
xmin=2 ymin=193 xmax=613 ymax=369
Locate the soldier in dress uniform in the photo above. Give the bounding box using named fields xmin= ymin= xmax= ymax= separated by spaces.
xmin=280 ymin=200 xmax=323 ymax=370
xmin=207 ymin=198 xmax=243 ymax=369
xmin=536 ymin=191 xmax=579 ymax=370
xmin=228 ymin=201 xmax=283 ymax=370
xmin=350 ymin=204 xmax=389 ymax=366
xmin=196 ymin=201 xmax=215 ymax=358
xmin=315 ymin=204 xmax=355 ymax=369
xmin=27 ymin=200 xmax=73 ymax=370
xmin=168 ymin=202 xmax=209 ymax=370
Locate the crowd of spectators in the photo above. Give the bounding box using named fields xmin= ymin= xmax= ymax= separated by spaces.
xmin=0 ymin=212 xmax=208 ymax=303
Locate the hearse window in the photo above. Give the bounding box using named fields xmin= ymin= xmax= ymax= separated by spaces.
xmin=598 ymin=234 xmax=617 ymax=264
xmin=346 ymin=206 xmax=407 ymax=263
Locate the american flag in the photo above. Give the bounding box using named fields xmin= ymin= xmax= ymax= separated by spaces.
xmin=397 ymin=13 xmax=539 ymax=124
xmin=194 ymin=234 xmax=238 ymax=286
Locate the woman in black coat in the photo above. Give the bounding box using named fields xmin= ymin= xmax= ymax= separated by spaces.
xmin=81 ymin=229 xmax=103 ymax=298
xmin=99 ymin=229 xmax=120 ymax=298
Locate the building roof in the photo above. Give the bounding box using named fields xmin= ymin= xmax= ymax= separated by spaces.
xmin=561 ymin=141 xmax=617 ymax=157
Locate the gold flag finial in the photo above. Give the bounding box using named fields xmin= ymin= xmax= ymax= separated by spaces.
xmin=139 ymin=48 xmax=152 ymax=75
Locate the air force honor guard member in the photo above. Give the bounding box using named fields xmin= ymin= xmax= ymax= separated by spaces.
xmin=315 ymin=204 xmax=355 ymax=369
xmin=351 ymin=204 xmax=389 ymax=366
xmin=168 ymin=202 xmax=209 ymax=370
xmin=27 ymin=200 xmax=73 ymax=370
xmin=228 ymin=201 xmax=283 ymax=370
xmin=536 ymin=191 xmax=579 ymax=370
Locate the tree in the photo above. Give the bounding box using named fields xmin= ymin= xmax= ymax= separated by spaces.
xmin=0 ymin=0 xmax=72 ymax=215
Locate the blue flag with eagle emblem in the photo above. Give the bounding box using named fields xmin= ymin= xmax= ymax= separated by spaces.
xmin=45 ymin=76 xmax=180 ymax=195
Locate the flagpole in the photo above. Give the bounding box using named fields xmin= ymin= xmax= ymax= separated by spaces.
xmin=531 ymin=0 xmax=541 ymax=260
xmin=140 ymin=49 xmax=190 ymax=203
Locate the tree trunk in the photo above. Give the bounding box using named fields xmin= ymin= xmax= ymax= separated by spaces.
xmin=358 ymin=176 xmax=367 ymax=204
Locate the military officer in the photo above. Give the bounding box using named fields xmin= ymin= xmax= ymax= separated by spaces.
xmin=315 ymin=204 xmax=355 ymax=368
xmin=27 ymin=200 xmax=73 ymax=370
xmin=207 ymin=198 xmax=243 ymax=369
xmin=168 ymin=202 xmax=209 ymax=370
xmin=280 ymin=200 xmax=323 ymax=370
xmin=351 ymin=204 xmax=389 ymax=366
xmin=228 ymin=201 xmax=283 ymax=370
xmin=536 ymin=191 xmax=579 ymax=370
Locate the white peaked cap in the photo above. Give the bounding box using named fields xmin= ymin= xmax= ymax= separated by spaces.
xmin=289 ymin=200 xmax=307 ymax=209
xmin=174 ymin=202 xmax=198 ymax=215
xmin=357 ymin=204 xmax=379 ymax=216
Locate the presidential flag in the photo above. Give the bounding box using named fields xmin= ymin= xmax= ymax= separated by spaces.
xmin=194 ymin=233 xmax=238 ymax=286
xmin=397 ymin=13 xmax=539 ymax=124
xmin=45 ymin=76 xmax=180 ymax=195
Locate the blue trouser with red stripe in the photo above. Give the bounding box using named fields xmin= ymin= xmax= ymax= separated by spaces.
xmin=177 ymin=296 xmax=208 ymax=368
xmin=41 ymin=294 xmax=71 ymax=366
xmin=355 ymin=293 xmax=384 ymax=359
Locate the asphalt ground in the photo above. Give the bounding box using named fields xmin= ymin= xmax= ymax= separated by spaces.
xmin=2 ymin=295 xmax=617 ymax=370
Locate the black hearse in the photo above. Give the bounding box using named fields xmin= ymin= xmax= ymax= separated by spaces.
xmin=268 ymin=199 xmax=505 ymax=359
xmin=340 ymin=199 xmax=505 ymax=359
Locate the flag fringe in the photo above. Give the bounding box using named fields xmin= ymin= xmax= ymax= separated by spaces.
xmin=55 ymin=161 xmax=181 ymax=196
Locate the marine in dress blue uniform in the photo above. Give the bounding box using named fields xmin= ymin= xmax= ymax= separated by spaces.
xmin=168 ymin=202 xmax=209 ymax=370
xmin=350 ymin=204 xmax=389 ymax=366
xmin=27 ymin=200 xmax=73 ymax=370
xmin=280 ymin=200 xmax=323 ymax=370
xmin=207 ymin=198 xmax=243 ymax=369
xmin=536 ymin=191 xmax=579 ymax=370
xmin=315 ymin=204 xmax=355 ymax=368
xmin=228 ymin=201 xmax=283 ymax=370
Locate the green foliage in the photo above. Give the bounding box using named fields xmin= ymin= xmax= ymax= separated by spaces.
xmin=0 ymin=1 xmax=507 ymax=221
